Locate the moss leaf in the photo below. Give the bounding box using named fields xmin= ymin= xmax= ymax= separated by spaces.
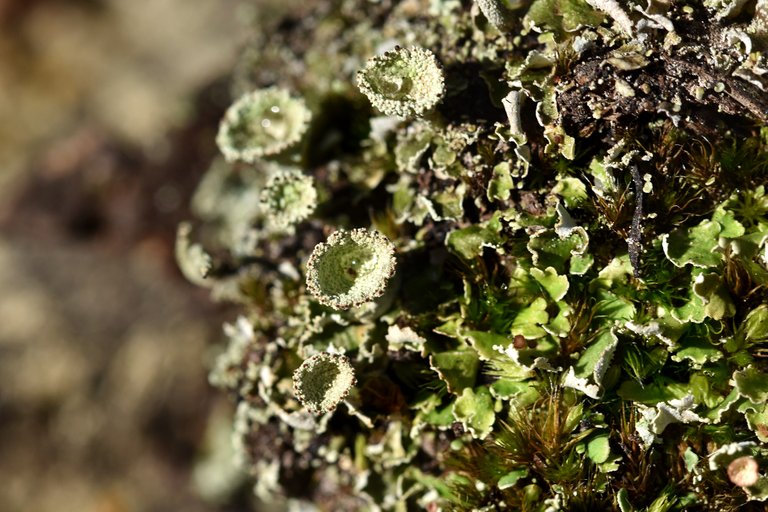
xmin=498 ymin=468 xmax=529 ymax=490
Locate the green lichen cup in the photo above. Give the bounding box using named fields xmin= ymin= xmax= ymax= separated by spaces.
xmin=475 ymin=0 xmax=515 ymax=30
xmin=356 ymin=46 xmax=445 ymax=118
xmin=261 ymin=168 xmax=317 ymax=229
xmin=216 ymin=87 xmax=312 ymax=163
xmin=293 ymin=352 xmax=357 ymax=415
xmin=306 ymin=228 xmax=397 ymax=310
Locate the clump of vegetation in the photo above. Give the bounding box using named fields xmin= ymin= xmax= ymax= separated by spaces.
xmin=180 ymin=0 xmax=768 ymax=509
xmin=260 ymin=168 xmax=317 ymax=230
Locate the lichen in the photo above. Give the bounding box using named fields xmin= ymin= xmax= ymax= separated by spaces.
xmin=216 ymin=87 xmax=311 ymax=163
xmin=292 ymin=352 xmax=356 ymax=415
xmin=475 ymin=0 xmax=515 ymax=31
xmin=305 ymin=228 xmax=397 ymax=310
xmin=356 ymin=46 xmax=445 ymax=119
xmin=260 ymin=168 xmax=317 ymax=230
xmin=178 ymin=0 xmax=768 ymax=509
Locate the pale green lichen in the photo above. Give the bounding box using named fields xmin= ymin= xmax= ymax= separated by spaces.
xmin=208 ymin=316 xmax=255 ymax=391
xmin=292 ymin=352 xmax=356 ymax=414
xmin=175 ymin=222 xmax=212 ymax=287
xmin=305 ymin=228 xmax=396 ymax=310
xmin=356 ymin=46 xmax=445 ymax=118
xmin=260 ymin=168 xmax=317 ymax=229
xmin=452 ymin=386 xmax=496 ymax=439
xmin=705 ymin=0 xmax=751 ymax=19
xmin=525 ymin=0 xmax=605 ymax=35
xmin=709 ymin=442 xmax=768 ymax=501
xmin=563 ymin=329 xmax=618 ymax=399
xmin=190 ymin=159 xmax=267 ymax=249
xmin=216 ymin=87 xmax=311 ymax=163
xmin=584 ymin=0 xmax=633 ymax=35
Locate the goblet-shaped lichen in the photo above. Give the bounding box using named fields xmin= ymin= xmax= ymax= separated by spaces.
xmin=261 ymin=168 xmax=317 ymax=229
xmin=306 ymin=228 xmax=396 ymax=310
xmin=356 ymin=46 xmax=445 ymax=118
xmin=292 ymin=352 xmax=356 ymax=414
xmin=216 ymin=87 xmax=311 ymax=163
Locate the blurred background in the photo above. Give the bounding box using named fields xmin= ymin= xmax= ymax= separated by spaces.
xmin=0 ymin=0 xmax=263 ymax=510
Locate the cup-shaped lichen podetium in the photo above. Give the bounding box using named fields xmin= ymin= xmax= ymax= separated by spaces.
xmin=293 ymin=353 xmax=357 ymax=415
xmin=216 ymin=87 xmax=312 ymax=163
xmin=261 ymin=168 xmax=317 ymax=229
xmin=356 ymin=46 xmax=445 ymax=118
xmin=306 ymin=228 xmax=397 ymax=310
